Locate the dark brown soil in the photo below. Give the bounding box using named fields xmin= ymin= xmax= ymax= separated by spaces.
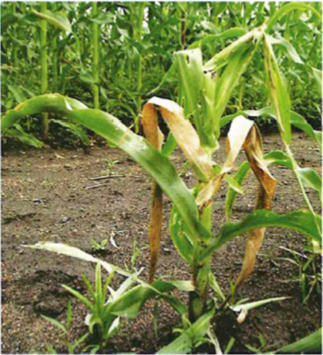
xmin=1 ymin=133 xmax=321 ymax=354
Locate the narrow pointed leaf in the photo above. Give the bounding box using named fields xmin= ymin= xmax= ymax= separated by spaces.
xmin=62 ymin=285 xmax=93 ymax=311
xmin=211 ymin=45 xmax=257 ymax=137
xmin=204 ymin=29 xmax=256 ymax=71
xmin=169 ymin=206 xmax=193 ymax=263
xmin=297 ymin=167 xmax=322 ymax=200
xmin=157 ymin=307 xmax=215 ymax=354
xmin=264 ymin=35 xmax=291 ymax=145
xmin=225 ymin=161 xmax=250 ymax=221
xmin=266 ymin=3 xmax=322 ymax=33
xmin=201 ymin=210 xmax=322 ymax=261
xmin=188 ymin=28 xmax=247 ymax=49
xmin=32 ymin=10 xmax=72 ymax=32
xmin=266 ymin=35 xmax=303 ymax=64
xmin=41 ymin=315 xmax=67 ymax=334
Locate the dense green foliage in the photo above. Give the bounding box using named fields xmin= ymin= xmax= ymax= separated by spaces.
xmin=1 ymin=2 xmax=322 ymax=147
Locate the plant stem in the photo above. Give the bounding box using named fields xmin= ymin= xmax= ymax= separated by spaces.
xmin=12 ymin=3 xmax=18 ymax=69
xmin=40 ymin=2 xmax=49 ymax=138
xmin=135 ymin=3 xmax=145 ymax=131
xmin=52 ymin=3 xmax=58 ymax=91
xmin=189 ymin=201 xmax=213 ymax=321
xmin=92 ymin=2 xmax=99 ymax=109
xmin=180 ymin=5 xmax=186 ymax=49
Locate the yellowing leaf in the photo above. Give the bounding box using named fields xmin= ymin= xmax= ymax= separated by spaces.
xmin=142 ymin=103 xmax=164 ymax=283
xmin=144 ymin=97 xmax=214 ymax=182
xmin=196 ymin=116 xmax=255 ymax=207
xmin=235 ymin=126 xmax=276 ymax=288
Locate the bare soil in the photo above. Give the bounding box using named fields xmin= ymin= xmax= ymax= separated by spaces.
xmin=1 ymin=133 xmax=321 ymax=354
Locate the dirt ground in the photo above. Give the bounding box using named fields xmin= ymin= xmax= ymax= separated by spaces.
xmin=1 ymin=133 xmax=322 ymax=354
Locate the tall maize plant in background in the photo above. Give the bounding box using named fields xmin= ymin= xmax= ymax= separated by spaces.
xmin=1 ymin=2 xmax=322 ymax=353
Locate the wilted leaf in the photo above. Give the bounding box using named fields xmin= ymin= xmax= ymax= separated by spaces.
xmin=145 ymin=97 xmax=214 ymax=182
xmin=235 ymin=125 xmax=276 ymax=287
xmin=142 ymin=103 xmax=164 ymax=282
xmin=196 ymin=116 xmax=255 ymax=207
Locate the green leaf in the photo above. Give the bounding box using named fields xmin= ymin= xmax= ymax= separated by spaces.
xmin=6 ymin=124 xmax=42 ymax=148
xmin=276 ymin=328 xmax=322 ymax=354
xmin=73 ymin=333 xmax=89 ymax=350
xmin=149 ymin=61 xmax=177 ymax=95
xmin=95 ymin=262 xmax=102 ymax=307
xmin=157 ymin=333 xmax=192 ymax=354
xmin=82 ymin=274 xmax=96 ymax=299
xmin=225 ymin=161 xmax=250 ymax=221
xmin=80 ymin=70 xmax=98 ymax=85
xmin=169 ymin=206 xmax=193 ymax=263
xmin=201 ymin=210 xmax=322 ymax=260
xmin=32 ymin=9 xmax=72 ymax=32
xmin=224 ymin=175 xmax=244 ymax=195
xmin=66 ymin=300 xmax=72 ymax=330
xmin=204 ymin=29 xmax=257 ymax=72
xmin=2 ymin=94 xmax=209 ymax=244
xmin=161 ymin=133 xmax=177 ymax=157
xmin=311 ymin=67 xmax=322 ymax=94
xmin=211 ymin=41 xmax=259 ymax=138
xmin=107 ymin=279 xmax=184 ymax=319
xmin=8 ymin=85 xmax=27 ymax=103
xmin=290 ymin=111 xmax=322 ymax=152
xmin=266 ymin=3 xmax=322 ymax=33
xmin=297 ymin=167 xmax=322 ymax=200
xmin=264 ymin=150 xmax=292 ymax=169
xmin=266 ymin=35 xmax=303 ymax=64
xmin=264 ymin=34 xmax=291 ymax=145
xmin=188 ymin=28 xmax=247 ymax=49
xmin=25 ymin=242 xmax=180 ymax=309
xmin=62 ymin=285 xmax=94 ymax=311
xmin=41 ymin=315 xmax=67 ymax=334
xmin=51 ymin=119 xmax=90 ymax=146
xmin=209 ymin=272 xmax=225 ymax=301
xmin=224 ymin=337 xmax=235 ymax=354
xmin=175 ymin=49 xmax=204 ymax=136
xmin=108 ymin=285 xmax=149 ymax=319
xmin=157 ymin=306 xmax=215 ymax=354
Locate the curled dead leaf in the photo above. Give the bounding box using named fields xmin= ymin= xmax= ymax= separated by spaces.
xmin=145 ymin=97 xmax=214 ymax=182
xmin=142 ymin=102 xmax=164 ymax=283
xmin=235 ymin=126 xmax=277 ymax=288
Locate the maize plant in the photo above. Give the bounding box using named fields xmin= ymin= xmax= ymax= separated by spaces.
xmin=1 ymin=2 xmax=322 ymax=353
